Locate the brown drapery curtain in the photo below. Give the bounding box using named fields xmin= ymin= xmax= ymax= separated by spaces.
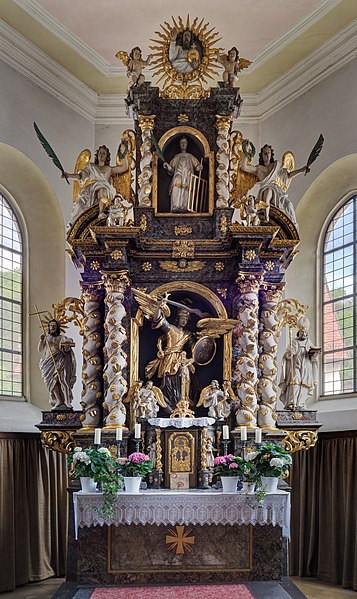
xmin=0 ymin=433 xmax=68 ymax=592
xmin=289 ymin=430 xmax=357 ymax=590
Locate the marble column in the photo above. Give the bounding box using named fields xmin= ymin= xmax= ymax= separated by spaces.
xmin=257 ymin=285 xmax=284 ymax=429
xmin=80 ymin=284 xmax=104 ymax=428
xmin=233 ymin=273 xmax=263 ymax=428
xmin=215 ymin=115 xmax=232 ymax=208
xmin=138 ymin=115 xmax=156 ymax=207
xmin=102 ymin=271 xmax=130 ymax=428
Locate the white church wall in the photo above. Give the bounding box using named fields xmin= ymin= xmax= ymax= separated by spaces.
xmin=261 ymin=60 xmax=357 ymax=431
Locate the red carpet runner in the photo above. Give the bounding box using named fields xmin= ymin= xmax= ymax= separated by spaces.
xmin=90 ymin=584 xmax=255 ymax=598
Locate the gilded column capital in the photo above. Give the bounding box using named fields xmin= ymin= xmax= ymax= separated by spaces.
xmin=215 ymin=114 xmax=232 ymax=132
xmin=80 ymin=284 xmax=103 ymax=304
xmin=236 ymin=272 xmax=264 ymax=294
xmin=102 ymin=271 xmax=130 ymax=295
xmin=260 ymin=284 xmax=285 ymax=304
xmin=138 ymin=115 xmax=156 ymax=131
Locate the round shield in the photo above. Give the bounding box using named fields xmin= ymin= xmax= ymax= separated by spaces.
xmin=192 ymin=336 xmax=216 ymax=366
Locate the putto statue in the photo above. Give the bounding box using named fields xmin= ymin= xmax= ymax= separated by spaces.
xmin=163 ymin=137 xmax=203 ymax=212
xmin=197 ymin=379 xmax=233 ymax=419
xmin=279 ymin=317 xmax=320 ymax=410
xmin=64 ymin=144 xmax=129 ymax=227
xmin=130 ymin=380 xmax=167 ymax=420
xmin=116 ymin=47 xmax=153 ymax=91
xmin=38 ymin=319 xmax=76 ymax=410
xmin=216 ymin=47 xmax=251 ymax=87
xmin=106 ymin=194 xmax=133 ymax=227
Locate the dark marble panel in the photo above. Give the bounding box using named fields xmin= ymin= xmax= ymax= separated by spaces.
xmin=74 ymin=523 xmax=283 ymax=585
xmin=109 ymin=524 xmax=251 ymax=572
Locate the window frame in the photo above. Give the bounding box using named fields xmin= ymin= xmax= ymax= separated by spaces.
xmin=0 ymin=187 xmax=26 ymax=401
xmin=320 ymin=192 xmax=357 ymax=398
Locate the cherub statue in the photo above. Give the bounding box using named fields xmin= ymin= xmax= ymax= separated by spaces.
xmin=116 ymin=47 xmax=153 ymax=91
xmin=217 ymin=379 xmax=235 ymax=419
xmin=216 ymin=47 xmax=251 ymax=87
xmin=242 ymin=195 xmax=260 ymax=226
xmin=197 ymin=380 xmax=224 ymax=419
xmin=128 ymin=380 xmax=166 ymax=420
xmin=106 ymin=194 xmax=133 ymax=227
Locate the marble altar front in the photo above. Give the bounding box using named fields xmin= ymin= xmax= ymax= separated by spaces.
xmin=71 ymin=490 xmax=290 ymax=585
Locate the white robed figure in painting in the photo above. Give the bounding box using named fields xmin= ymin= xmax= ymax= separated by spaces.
xmin=279 ymin=317 xmax=320 ymax=410
xmin=164 ymin=137 xmax=202 ymax=212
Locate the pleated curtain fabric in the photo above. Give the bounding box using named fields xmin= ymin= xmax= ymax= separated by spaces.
xmin=289 ymin=431 xmax=357 ymax=590
xmin=0 ymin=434 xmax=68 ymax=592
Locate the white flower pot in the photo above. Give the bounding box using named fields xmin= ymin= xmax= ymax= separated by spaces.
xmin=124 ymin=476 xmax=142 ymax=493
xmin=261 ymin=476 xmax=279 ymax=493
xmin=221 ymin=476 xmax=239 ymax=493
xmin=80 ymin=477 xmax=97 ymax=493
xmin=242 ymin=482 xmax=256 ymax=494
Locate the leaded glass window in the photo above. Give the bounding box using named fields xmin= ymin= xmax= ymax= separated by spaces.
xmin=0 ymin=192 xmax=23 ymax=397
xmin=322 ymin=196 xmax=356 ymax=395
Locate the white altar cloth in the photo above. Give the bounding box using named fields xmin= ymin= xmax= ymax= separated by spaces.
xmin=73 ymin=489 xmax=290 ymax=540
xmin=148 ymin=417 xmax=215 ymax=428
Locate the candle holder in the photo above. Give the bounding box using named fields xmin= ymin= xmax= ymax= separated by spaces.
xmin=241 ymin=440 xmax=247 ymax=461
xmin=221 ymin=439 xmax=230 ymax=455
xmin=134 ymin=438 xmax=141 ymax=453
xmin=115 ymin=440 xmax=122 ymax=460
xmin=94 ymin=443 xmax=101 ymax=450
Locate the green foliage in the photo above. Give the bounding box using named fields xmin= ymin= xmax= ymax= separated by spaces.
xmin=96 ymin=471 xmax=123 ymax=519
xmin=253 ymin=443 xmax=292 ymax=478
xmin=67 ymin=447 xmax=117 ymax=481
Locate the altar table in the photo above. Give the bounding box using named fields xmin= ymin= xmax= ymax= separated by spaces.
xmin=70 ymin=490 xmax=290 ymax=586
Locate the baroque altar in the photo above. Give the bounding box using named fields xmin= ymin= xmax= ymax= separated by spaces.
xmin=35 ymin=14 xmax=322 ymax=590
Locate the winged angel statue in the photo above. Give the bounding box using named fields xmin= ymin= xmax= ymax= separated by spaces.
xmin=230 ymin=132 xmax=323 ymax=230
xmin=132 ymin=288 xmax=237 ymax=413
xmin=64 ymin=131 xmax=136 ymax=230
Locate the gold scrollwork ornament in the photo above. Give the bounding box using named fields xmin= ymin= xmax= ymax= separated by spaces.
xmin=41 ymin=430 xmax=76 ymax=454
xmin=282 ymin=430 xmax=318 ymax=454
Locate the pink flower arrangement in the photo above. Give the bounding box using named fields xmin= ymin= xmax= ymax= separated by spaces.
xmin=118 ymin=452 xmax=153 ymax=478
xmin=213 ymin=454 xmax=244 ymax=478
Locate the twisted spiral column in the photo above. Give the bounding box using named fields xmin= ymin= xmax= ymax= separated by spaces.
xmin=257 ymin=286 xmax=284 ymax=429
xmin=233 ymin=273 xmax=263 ymax=427
xmin=102 ymin=271 xmax=130 ymax=428
xmin=80 ymin=285 xmax=104 ymax=428
xmin=138 ymin=115 xmax=155 ymax=207
xmin=215 ymin=115 xmax=232 ymax=208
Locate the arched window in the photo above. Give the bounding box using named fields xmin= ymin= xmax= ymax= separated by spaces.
xmin=0 ymin=191 xmax=23 ymax=397
xmin=322 ymin=195 xmax=356 ymax=396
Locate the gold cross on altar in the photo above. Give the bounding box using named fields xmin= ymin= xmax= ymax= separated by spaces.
xmin=165 ymin=525 xmax=195 ymax=554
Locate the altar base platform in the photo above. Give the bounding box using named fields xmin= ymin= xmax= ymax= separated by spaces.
xmin=69 ymin=490 xmax=290 ymax=586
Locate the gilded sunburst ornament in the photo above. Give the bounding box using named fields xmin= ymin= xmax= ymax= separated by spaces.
xmin=150 ymin=16 xmax=222 ymax=99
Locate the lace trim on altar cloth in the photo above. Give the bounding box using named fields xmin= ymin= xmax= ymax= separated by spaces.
xmin=148 ymin=417 xmax=216 ymax=428
xmin=73 ymin=489 xmax=290 ymax=540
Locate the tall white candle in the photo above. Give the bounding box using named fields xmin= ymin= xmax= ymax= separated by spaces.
xmin=134 ymin=423 xmax=141 ymax=439
xmin=222 ymin=425 xmax=229 ymax=440
xmin=240 ymin=426 xmax=247 ymax=441
xmin=94 ymin=428 xmax=101 ymax=445
xmin=116 ymin=427 xmax=123 ymax=441
xmin=255 ymin=428 xmax=262 ymax=444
